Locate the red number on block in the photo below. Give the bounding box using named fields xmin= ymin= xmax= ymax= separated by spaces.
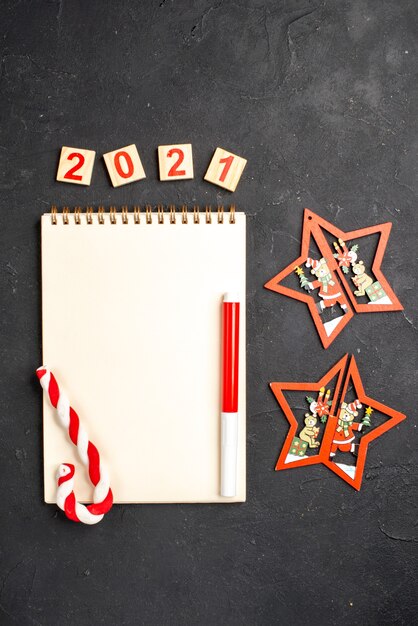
xmin=167 ymin=148 xmax=186 ymax=177
xmin=63 ymin=152 xmax=85 ymax=181
xmin=219 ymin=155 xmax=234 ymax=182
xmin=114 ymin=151 xmax=134 ymax=178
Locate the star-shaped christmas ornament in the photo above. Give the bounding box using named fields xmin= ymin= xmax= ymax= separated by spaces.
xmin=270 ymin=355 xmax=406 ymax=490
xmin=265 ymin=209 xmax=403 ymax=348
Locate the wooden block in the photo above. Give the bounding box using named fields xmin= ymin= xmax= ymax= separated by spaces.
xmin=158 ymin=143 xmax=194 ymax=181
xmin=103 ymin=144 xmax=146 ymax=187
xmin=56 ymin=146 xmax=96 ymax=186
xmin=204 ymin=147 xmax=247 ymax=192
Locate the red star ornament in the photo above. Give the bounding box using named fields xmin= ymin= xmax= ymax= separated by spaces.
xmin=270 ymin=354 xmax=406 ymax=490
xmin=265 ymin=209 xmax=403 ymax=348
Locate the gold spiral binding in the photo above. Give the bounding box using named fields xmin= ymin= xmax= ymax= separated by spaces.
xmin=218 ymin=205 xmax=224 ymax=224
xmin=169 ymin=204 xmax=176 ymax=224
xmin=49 ymin=205 xmax=238 ymax=225
xmin=193 ymin=205 xmax=200 ymax=224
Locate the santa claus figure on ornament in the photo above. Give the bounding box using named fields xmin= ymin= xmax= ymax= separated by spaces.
xmin=304 ymin=257 xmax=348 ymax=315
xmin=330 ymin=399 xmax=363 ymax=458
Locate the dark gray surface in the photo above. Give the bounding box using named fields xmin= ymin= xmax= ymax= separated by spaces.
xmin=1 ymin=1 xmax=417 ymax=625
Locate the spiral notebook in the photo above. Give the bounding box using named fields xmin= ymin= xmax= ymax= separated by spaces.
xmin=41 ymin=205 xmax=246 ymax=503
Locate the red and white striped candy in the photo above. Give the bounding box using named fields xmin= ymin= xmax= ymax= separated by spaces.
xmin=36 ymin=367 xmax=113 ymax=525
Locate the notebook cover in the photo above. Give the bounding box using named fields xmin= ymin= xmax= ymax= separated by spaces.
xmin=41 ymin=211 xmax=246 ymax=503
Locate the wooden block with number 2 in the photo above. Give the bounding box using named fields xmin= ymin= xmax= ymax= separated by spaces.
xmin=103 ymin=144 xmax=146 ymax=187
xmin=158 ymin=144 xmax=194 ymax=181
xmin=204 ymin=147 xmax=247 ymax=192
xmin=56 ymin=146 xmax=96 ymax=186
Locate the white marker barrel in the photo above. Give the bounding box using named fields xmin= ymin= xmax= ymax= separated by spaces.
xmin=221 ymin=412 xmax=238 ymax=497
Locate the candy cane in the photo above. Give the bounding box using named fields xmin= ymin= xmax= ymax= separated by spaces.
xmin=36 ymin=367 xmax=113 ymax=525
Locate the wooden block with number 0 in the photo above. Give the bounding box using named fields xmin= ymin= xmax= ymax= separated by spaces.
xmin=158 ymin=143 xmax=194 ymax=181
xmin=56 ymin=146 xmax=96 ymax=186
xmin=204 ymin=147 xmax=247 ymax=192
xmin=103 ymin=144 xmax=146 ymax=187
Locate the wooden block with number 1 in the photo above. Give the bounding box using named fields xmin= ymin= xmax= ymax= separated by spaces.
xmin=158 ymin=143 xmax=194 ymax=181
xmin=204 ymin=147 xmax=247 ymax=192
xmin=103 ymin=144 xmax=146 ymax=187
xmin=56 ymin=146 xmax=96 ymax=186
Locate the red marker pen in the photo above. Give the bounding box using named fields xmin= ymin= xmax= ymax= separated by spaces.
xmin=221 ymin=292 xmax=240 ymax=497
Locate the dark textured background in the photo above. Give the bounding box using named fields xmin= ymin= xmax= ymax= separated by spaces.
xmin=1 ymin=1 xmax=417 ymax=624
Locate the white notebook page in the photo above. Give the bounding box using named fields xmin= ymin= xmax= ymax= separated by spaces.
xmin=41 ymin=211 xmax=246 ymax=503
